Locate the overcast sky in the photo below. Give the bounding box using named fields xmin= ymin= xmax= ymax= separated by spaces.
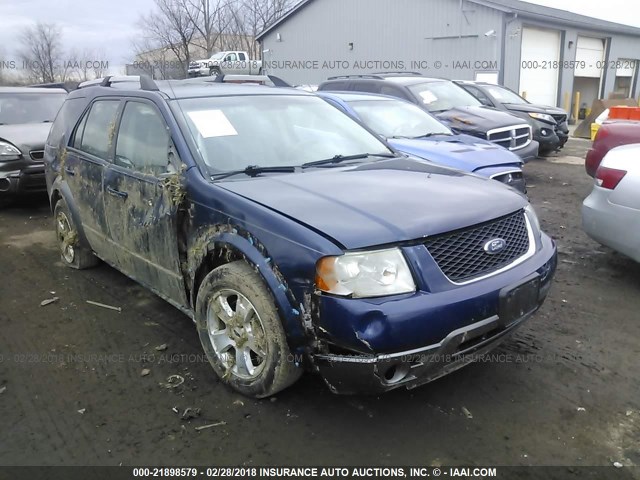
xmin=0 ymin=0 xmax=639 ymax=72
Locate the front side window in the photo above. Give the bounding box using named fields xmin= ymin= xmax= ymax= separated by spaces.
xmin=173 ymin=95 xmax=392 ymax=174
xmin=115 ymin=102 xmax=170 ymax=175
xmin=77 ymin=100 xmax=120 ymax=159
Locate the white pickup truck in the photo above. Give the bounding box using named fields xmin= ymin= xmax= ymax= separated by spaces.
xmin=188 ymin=51 xmax=263 ymax=77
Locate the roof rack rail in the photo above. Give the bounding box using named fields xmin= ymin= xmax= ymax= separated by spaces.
xmin=372 ymin=71 xmax=423 ymax=76
xmin=208 ymin=74 xmax=292 ymax=87
xmin=326 ymin=74 xmax=384 ymax=80
xmin=79 ymin=75 xmax=159 ymax=91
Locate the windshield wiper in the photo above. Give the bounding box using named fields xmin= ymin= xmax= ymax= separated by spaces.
xmin=302 ymin=152 xmax=396 ymax=168
xmin=211 ymin=165 xmax=296 ymax=181
xmin=412 ymin=132 xmax=453 ymax=139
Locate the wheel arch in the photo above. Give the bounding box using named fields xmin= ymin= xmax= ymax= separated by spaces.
xmin=189 ymin=230 xmax=309 ymax=350
xmin=50 ymin=179 xmax=92 ymax=248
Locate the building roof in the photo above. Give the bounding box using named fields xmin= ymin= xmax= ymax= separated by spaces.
xmin=470 ymin=0 xmax=640 ymax=36
xmin=257 ymin=0 xmax=640 ymax=40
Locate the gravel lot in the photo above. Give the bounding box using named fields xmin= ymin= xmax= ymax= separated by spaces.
xmin=0 ymin=140 xmax=638 ymax=470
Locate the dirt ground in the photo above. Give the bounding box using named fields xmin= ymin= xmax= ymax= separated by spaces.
xmin=0 ymin=139 xmax=638 ymax=470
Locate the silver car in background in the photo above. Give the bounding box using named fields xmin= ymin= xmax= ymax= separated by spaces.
xmin=583 ymin=143 xmax=640 ymax=262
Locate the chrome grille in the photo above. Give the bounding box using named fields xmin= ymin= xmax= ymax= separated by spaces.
xmin=487 ymin=125 xmax=531 ymax=151
xmin=425 ymin=210 xmax=531 ymax=283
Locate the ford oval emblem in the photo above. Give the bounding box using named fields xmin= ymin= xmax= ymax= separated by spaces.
xmin=484 ymin=238 xmax=507 ymax=255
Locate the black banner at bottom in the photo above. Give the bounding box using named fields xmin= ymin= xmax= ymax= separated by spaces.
xmin=0 ymin=466 xmax=636 ymax=480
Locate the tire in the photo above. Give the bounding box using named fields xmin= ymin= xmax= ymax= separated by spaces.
xmin=209 ymin=67 xmax=221 ymax=77
xmin=195 ymin=261 xmax=302 ymax=398
xmin=53 ymin=198 xmax=99 ymax=269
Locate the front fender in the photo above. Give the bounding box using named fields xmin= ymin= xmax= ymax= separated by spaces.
xmin=189 ymin=230 xmax=310 ymax=351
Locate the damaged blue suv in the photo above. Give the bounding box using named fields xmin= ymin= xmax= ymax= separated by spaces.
xmin=44 ymin=76 xmax=556 ymax=397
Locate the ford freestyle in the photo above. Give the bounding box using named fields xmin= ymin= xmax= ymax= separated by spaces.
xmin=44 ymin=76 xmax=557 ymax=397
xmin=318 ymin=73 xmax=540 ymax=162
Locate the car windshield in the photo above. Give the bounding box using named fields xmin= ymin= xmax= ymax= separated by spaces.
xmin=0 ymin=93 xmax=66 ymax=125
xmin=485 ymin=85 xmax=529 ymax=105
xmin=408 ymin=81 xmax=481 ymax=112
xmin=210 ymin=52 xmax=225 ymax=60
xmin=174 ymin=94 xmax=393 ymax=174
xmin=348 ymin=98 xmax=452 ymax=138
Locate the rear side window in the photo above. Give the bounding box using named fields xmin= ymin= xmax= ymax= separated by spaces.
xmin=114 ymin=101 xmax=170 ymax=175
xmin=77 ymin=100 xmax=120 ymax=159
xmin=353 ymin=82 xmax=381 ymax=94
xmin=318 ymin=81 xmax=349 ymax=91
xmin=47 ymin=98 xmax=84 ymax=149
xmin=380 ymin=85 xmax=409 ymax=100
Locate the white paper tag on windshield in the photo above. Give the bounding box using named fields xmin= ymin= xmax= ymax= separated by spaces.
xmin=419 ymin=91 xmax=438 ymax=104
xmin=187 ymin=110 xmax=238 ymax=138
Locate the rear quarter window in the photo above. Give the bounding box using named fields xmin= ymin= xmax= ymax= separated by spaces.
xmin=47 ymin=97 xmax=87 ymax=150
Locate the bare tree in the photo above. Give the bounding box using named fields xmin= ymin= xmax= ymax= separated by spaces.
xmin=229 ymin=0 xmax=295 ymax=57
xmin=185 ymin=0 xmax=233 ymax=58
xmin=19 ymin=22 xmax=65 ymax=83
xmin=138 ymin=0 xmax=199 ymax=77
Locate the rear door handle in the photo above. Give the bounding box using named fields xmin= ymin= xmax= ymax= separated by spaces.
xmin=107 ymin=186 xmax=128 ymax=199
xmin=64 ymin=166 xmax=75 ymax=176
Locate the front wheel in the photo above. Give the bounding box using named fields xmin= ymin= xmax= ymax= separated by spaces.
xmin=195 ymin=261 xmax=302 ymax=398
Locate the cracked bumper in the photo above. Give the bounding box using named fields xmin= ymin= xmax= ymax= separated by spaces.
xmin=312 ymin=250 xmax=556 ymax=395
xmin=314 ymin=300 xmax=544 ymax=395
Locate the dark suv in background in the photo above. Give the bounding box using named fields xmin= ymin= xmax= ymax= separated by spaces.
xmin=455 ymin=81 xmax=569 ymax=155
xmin=318 ymin=73 xmax=539 ymax=162
xmin=0 ymin=87 xmax=67 ymax=206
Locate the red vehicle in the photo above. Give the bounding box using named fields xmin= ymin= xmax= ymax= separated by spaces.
xmin=586 ymin=120 xmax=640 ymax=177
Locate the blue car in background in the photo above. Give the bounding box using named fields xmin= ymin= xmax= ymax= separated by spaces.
xmin=318 ymin=92 xmax=527 ymax=193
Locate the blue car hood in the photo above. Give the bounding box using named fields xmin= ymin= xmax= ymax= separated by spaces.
xmin=388 ymin=134 xmax=523 ymax=173
xmin=219 ymin=158 xmax=527 ymax=249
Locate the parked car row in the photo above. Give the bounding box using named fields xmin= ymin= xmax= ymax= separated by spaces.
xmin=35 ymin=75 xmax=557 ymax=398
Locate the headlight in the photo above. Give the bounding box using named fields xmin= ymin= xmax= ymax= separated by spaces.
xmin=0 ymin=141 xmax=21 ymax=160
xmin=528 ymin=112 xmax=555 ymax=123
xmin=316 ymin=248 xmax=416 ymax=298
xmin=525 ymin=204 xmax=541 ymax=234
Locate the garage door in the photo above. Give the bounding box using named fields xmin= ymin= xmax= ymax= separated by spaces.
xmin=519 ymin=27 xmax=561 ymax=106
xmin=574 ymin=36 xmax=605 ymax=78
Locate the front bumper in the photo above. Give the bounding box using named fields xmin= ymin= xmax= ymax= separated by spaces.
xmin=583 ymin=187 xmax=640 ymax=262
xmin=0 ymin=163 xmax=47 ymax=197
xmin=535 ymin=124 xmax=569 ymax=152
xmin=511 ymin=140 xmax=539 ymax=162
xmin=312 ymin=234 xmax=557 ymax=394
xmin=187 ymin=67 xmax=209 ymax=77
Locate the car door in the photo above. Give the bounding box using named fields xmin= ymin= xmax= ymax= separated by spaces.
xmin=65 ymin=99 xmax=122 ymax=257
xmin=103 ymin=99 xmax=188 ymax=307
